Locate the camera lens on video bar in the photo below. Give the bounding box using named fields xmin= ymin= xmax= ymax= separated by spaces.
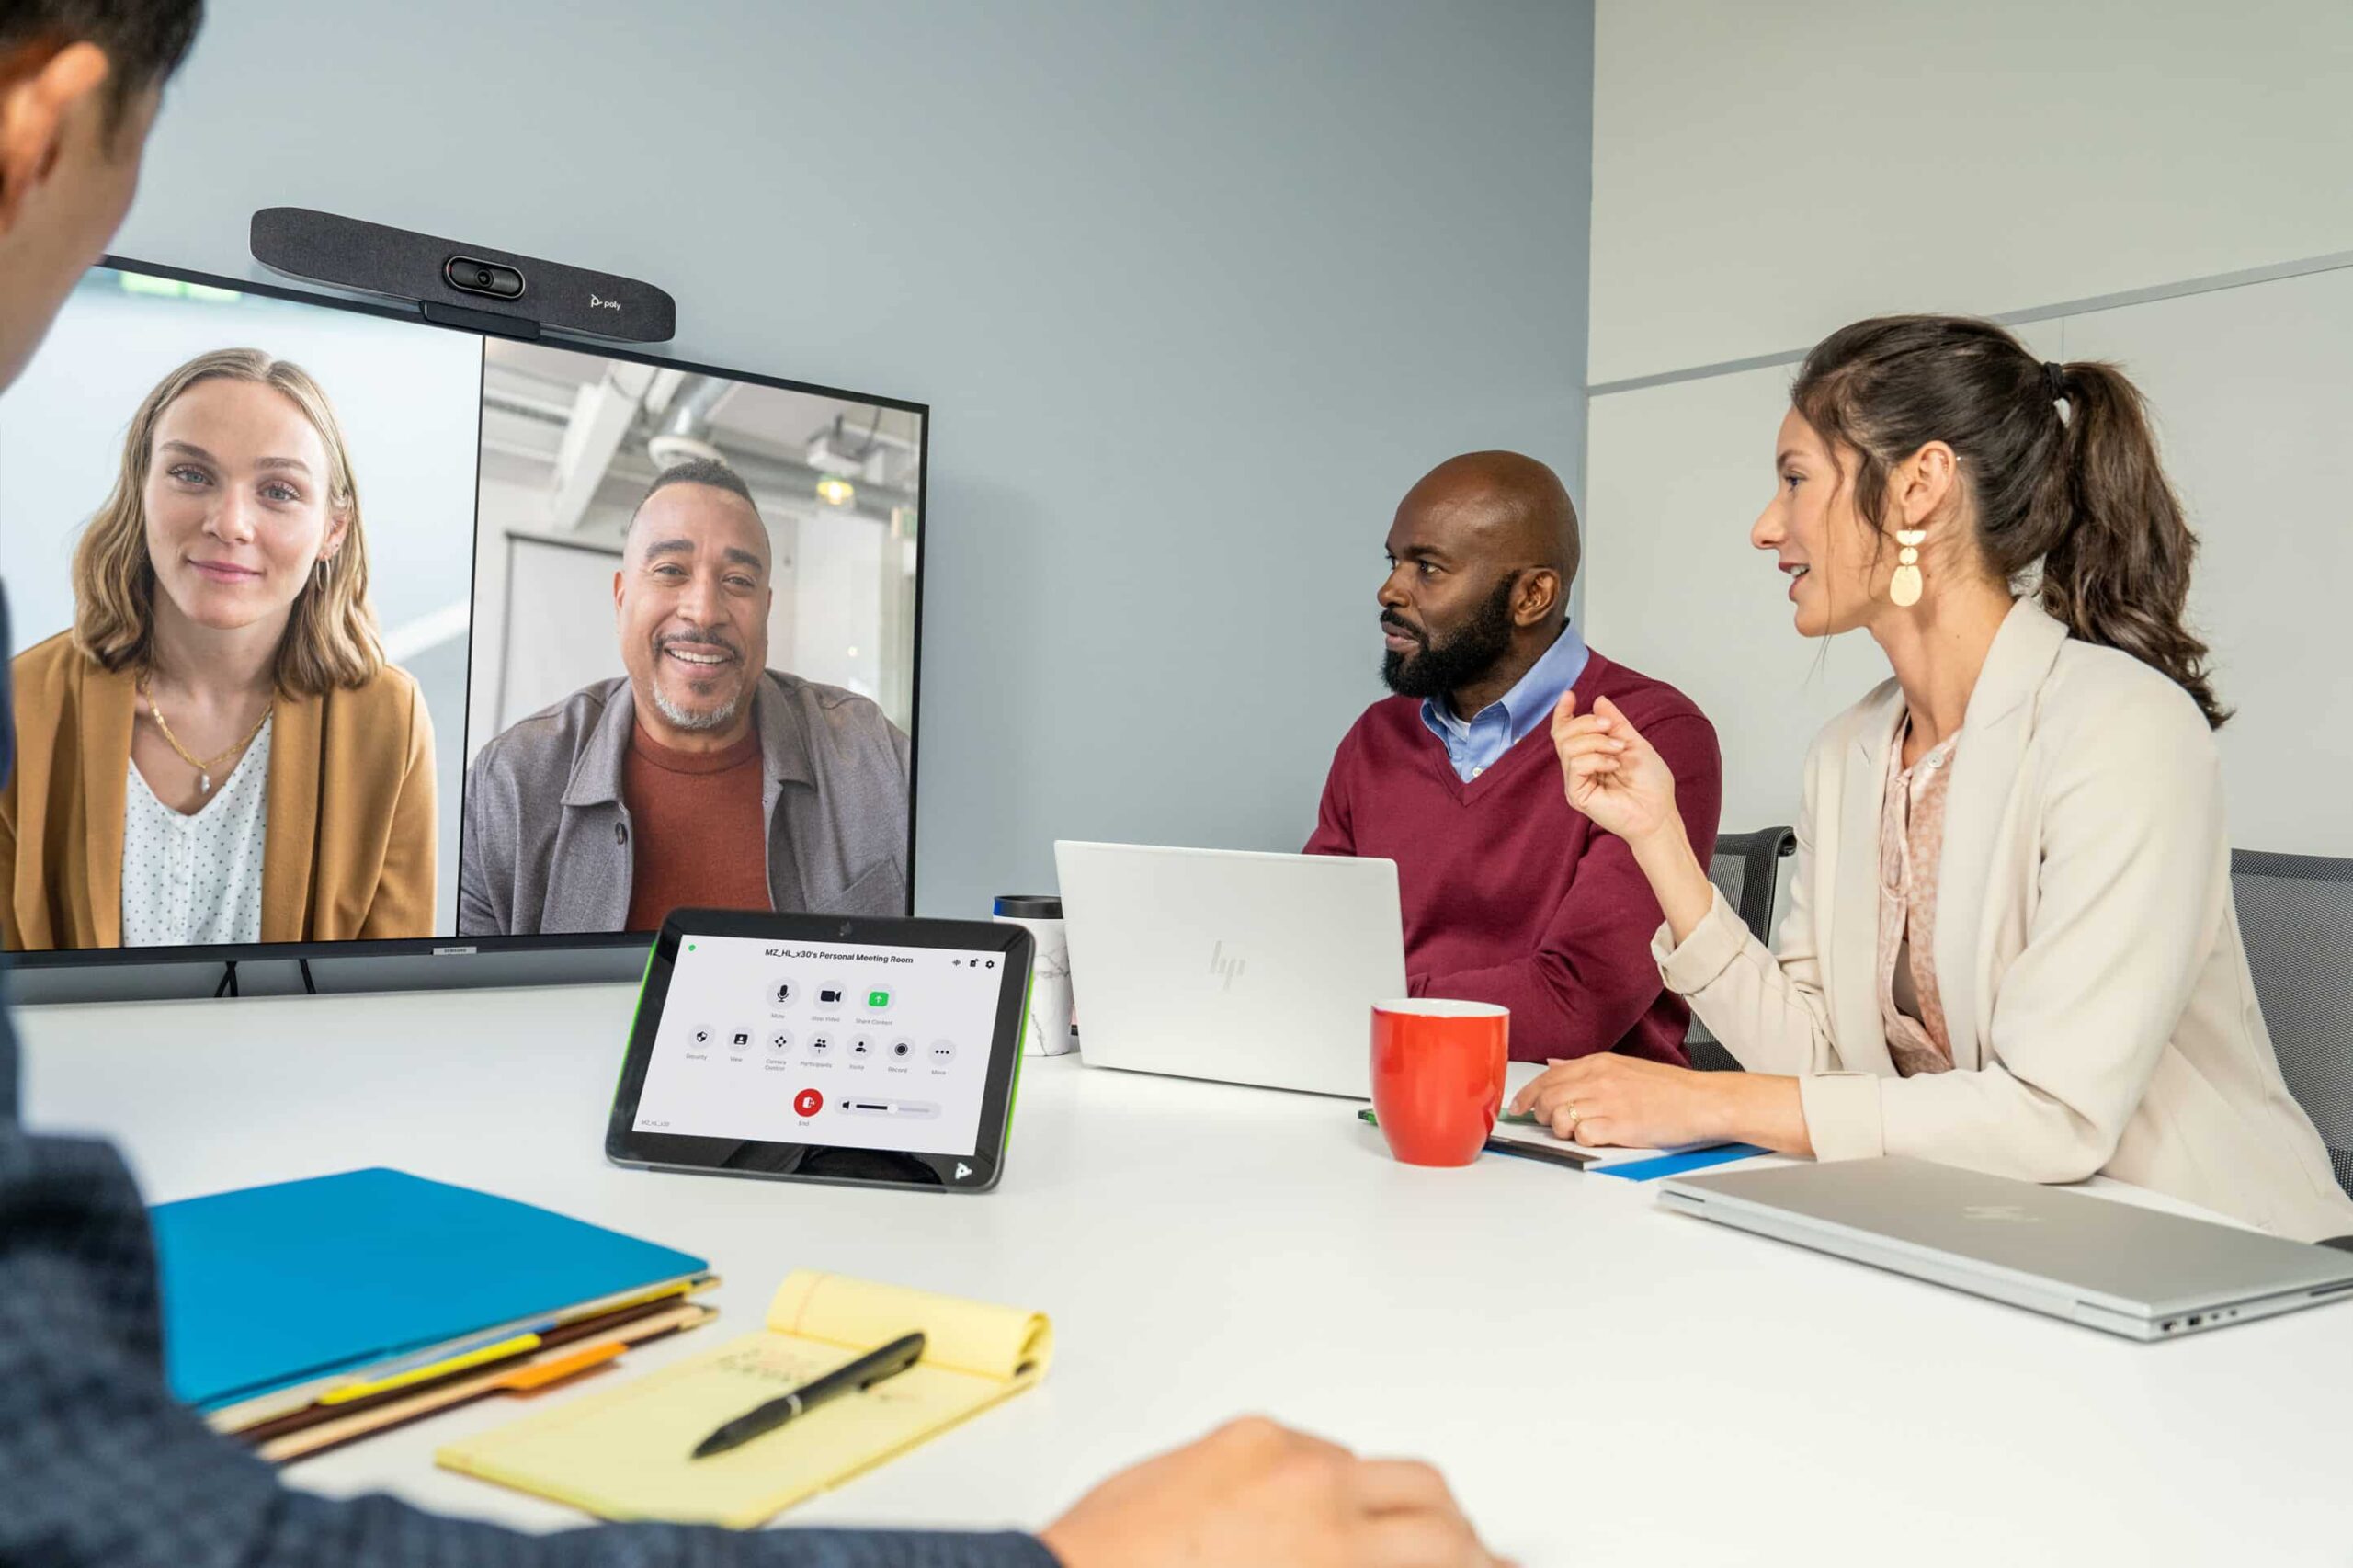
xmin=444 ymin=256 xmax=523 ymax=300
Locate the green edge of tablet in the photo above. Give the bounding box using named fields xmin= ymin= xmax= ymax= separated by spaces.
xmin=617 ymin=937 xmax=659 ymax=1103
xmin=1006 ymin=964 xmax=1033 ymax=1144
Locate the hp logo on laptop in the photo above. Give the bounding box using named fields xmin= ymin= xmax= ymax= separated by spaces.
xmin=1208 ymin=941 xmax=1246 ymax=992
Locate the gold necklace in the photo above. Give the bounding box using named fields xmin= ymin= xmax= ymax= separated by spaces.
xmin=139 ymin=676 xmax=271 ymax=796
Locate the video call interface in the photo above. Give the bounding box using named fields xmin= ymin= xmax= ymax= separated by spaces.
xmin=631 ymin=935 xmax=1004 ymax=1158
xmin=0 ymin=265 xmax=924 ymax=955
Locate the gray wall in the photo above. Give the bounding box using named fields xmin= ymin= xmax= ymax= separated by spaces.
xmin=112 ymin=0 xmax=1596 ymax=921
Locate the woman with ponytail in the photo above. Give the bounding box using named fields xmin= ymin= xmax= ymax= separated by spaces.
xmin=1516 ymin=314 xmax=2353 ymax=1242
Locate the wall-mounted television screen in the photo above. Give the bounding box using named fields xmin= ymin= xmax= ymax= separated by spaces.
xmin=0 ymin=258 xmax=926 ymax=967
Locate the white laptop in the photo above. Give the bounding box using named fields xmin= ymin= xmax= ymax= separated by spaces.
xmin=1053 ymin=842 xmax=1407 ymax=1097
xmin=1659 ymin=1156 xmax=2353 ymax=1340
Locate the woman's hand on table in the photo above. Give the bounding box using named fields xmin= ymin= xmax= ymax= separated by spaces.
xmin=1509 ymin=1055 xmax=1813 ymax=1155
xmin=1510 ymin=1053 xmax=1726 ymax=1147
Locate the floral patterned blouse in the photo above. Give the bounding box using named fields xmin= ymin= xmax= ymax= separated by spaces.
xmin=1878 ymin=720 xmax=1961 ymax=1075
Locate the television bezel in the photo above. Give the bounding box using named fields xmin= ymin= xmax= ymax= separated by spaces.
xmin=5 ymin=253 xmax=928 ymax=970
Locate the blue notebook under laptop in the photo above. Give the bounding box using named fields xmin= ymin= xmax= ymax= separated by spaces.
xmin=151 ymin=1167 xmax=708 ymax=1414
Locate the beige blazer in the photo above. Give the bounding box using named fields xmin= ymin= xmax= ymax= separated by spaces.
xmin=1657 ymin=598 xmax=2353 ymax=1241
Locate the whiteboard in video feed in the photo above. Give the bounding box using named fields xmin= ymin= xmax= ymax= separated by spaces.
xmin=1582 ymin=322 xmax=2065 ymax=840
xmin=2056 ymin=266 xmax=2353 ymax=858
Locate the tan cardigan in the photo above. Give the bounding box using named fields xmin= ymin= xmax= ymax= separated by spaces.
xmin=0 ymin=631 xmax=437 ymax=950
xmin=1658 ymin=599 xmax=2353 ymax=1242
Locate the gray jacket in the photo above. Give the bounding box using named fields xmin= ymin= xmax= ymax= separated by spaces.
xmin=460 ymin=672 xmax=909 ymax=937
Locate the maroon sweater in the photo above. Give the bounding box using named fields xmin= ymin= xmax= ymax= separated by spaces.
xmin=1306 ymin=650 xmax=1722 ymax=1064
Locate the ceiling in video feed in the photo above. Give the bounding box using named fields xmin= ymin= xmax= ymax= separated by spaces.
xmin=467 ymin=340 xmax=925 ymax=756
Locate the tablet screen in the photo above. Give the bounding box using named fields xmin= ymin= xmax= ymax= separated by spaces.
xmin=630 ymin=932 xmax=1008 ymax=1158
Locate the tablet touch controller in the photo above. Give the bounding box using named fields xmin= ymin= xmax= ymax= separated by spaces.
xmin=631 ymin=933 xmax=1005 ymax=1158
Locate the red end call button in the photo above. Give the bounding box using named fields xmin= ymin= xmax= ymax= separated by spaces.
xmin=793 ymin=1088 xmax=824 ymax=1118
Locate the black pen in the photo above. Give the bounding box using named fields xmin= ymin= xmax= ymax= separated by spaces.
xmin=690 ymin=1331 xmax=927 ymax=1460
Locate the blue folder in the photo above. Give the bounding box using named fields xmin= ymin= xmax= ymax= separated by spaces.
xmin=1592 ymin=1143 xmax=1766 ymax=1181
xmin=150 ymin=1167 xmax=707 ymax=1411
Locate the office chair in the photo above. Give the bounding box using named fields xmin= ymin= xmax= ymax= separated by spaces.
xmin=2230 ymin=850 xmax=2353 ymax=1199
xmin=1682 ymin=827 xmax=1795 ymax=1073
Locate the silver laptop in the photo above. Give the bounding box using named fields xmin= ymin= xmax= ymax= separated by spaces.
xmin=1659 ymin=1156 xmax=2353 ymax=1340
xmin=1053 ymin=841 xmax=1407 ymax=1097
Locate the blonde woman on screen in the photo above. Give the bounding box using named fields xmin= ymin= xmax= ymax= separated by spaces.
xmin=1516 ymin=314 xmax=2353 ymax=1243
xmin=0 ymin=348 xmax=435 ymax=949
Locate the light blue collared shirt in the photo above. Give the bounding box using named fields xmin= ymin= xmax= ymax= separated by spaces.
xmin=1419 ymin=621 xmax=1591 ymax=783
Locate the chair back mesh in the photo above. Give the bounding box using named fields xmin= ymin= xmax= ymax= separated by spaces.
xmin=2231 ymin=850 xmax=2353 ymax=1199
xmin=1683 ymin=828 xmax=1794 ymax=1072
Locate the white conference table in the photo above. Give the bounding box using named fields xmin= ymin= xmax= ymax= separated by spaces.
xmin=19 ymin=982 xmax=2353 ymax=1566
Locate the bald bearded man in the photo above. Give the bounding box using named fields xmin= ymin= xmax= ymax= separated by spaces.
xmin=1306 ymin=452 xmax=1722 ymax=1063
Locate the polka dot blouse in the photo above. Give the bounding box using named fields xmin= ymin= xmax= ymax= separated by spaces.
xmin=122 ymin=717 xmax=271 ymax=948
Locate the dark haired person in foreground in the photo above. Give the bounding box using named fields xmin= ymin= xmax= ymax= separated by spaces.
xmin=0 ymin=6 xmax=1506 ymax=1566
xmin=1523 ymin=314 xmax=2353 ymax=1244
xmin=461 ymin=457 xmax=911 ymax=937
xmin=1307 ymin=450 xmax=1722 ymax=1064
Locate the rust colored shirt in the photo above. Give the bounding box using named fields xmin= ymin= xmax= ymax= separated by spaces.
xmin=621 ymin=722 xmax=770 ymax=931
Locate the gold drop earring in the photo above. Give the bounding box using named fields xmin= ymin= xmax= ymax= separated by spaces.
xmin=1891 ymin=530 xmax=1926 ymax=608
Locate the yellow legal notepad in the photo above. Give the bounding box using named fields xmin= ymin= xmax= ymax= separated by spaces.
xmin=434 ymin=1270 xmax=1051 ymax=1528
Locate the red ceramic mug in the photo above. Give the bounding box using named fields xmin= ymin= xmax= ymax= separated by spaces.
xmin=1369 ymin=999 xmax=1509 ymax=1166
